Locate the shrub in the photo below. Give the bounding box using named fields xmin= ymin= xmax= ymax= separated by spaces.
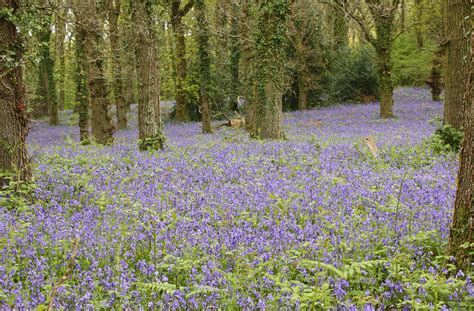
xmin=326 ymin=45 xmax=379 ymax=103
xmin=428 ymin=125 xmax=464 ymax=154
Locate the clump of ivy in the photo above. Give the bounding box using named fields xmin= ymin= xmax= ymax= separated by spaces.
xmin=138 ymin=134 xmax=165 ymax=151
xmin=428 ymin=125 xmax=464 ymax=154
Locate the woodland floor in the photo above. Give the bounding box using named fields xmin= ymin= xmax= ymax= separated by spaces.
xmin=1 ymin=88 xmax=472 ymax=309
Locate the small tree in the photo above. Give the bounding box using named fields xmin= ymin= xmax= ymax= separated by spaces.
xmin=0 ymin=0 xmax=32 ymax=186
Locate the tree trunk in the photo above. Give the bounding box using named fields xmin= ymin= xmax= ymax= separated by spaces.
xmin=74 ymin=10 xmax=90 ymax=143
xmin=55 ymin=1 xmax=66 ymax=110
xmin=333 ymin=0 xmax=348 ymax=47
xmin=229 ymin=1 xmax=240 ymax=111
xmin=171 ymin=5 xmax=190 ymax=122
xmin=297 ymin=73 xmax=307 ymax=110
xmin=400 ymin=0 xmax=406 ymax=32
xmin=133 ymin=0 xmax=165 ymax=150
xmin=0 ymin=0 xmax=32 ymax=186
xmin=107 ymin=0 xmax=127 ymax=130
xmin=428 ymin=48 xmax=443 ymax=101
xmin=414 ymin=0 xmax=424 ymax=48
xmin=122 ymin=16 xmax=136 ymax=109
xmin=240 ymin=0 xmax=256 ymax=133
xmin=374 ymin=19 xmax=395 ymax=118
xmin=196 ymin=0 xmax=212 ymax=133
xmin=447 ymin=12 xmax=473 ymax=273
xmin=252 ymin=0 xmax=288 ymax=140
xmin=443 ymin=0 xmax=470 ymax=130
xmin=35 ymin=4 xmax=59 ymax=125
xmin=82 ymin=0 xmax=114 ymax=145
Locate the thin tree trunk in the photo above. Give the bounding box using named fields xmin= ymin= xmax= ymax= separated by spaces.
xmin=107 ymin=0 xmax=127 ymax=129
xmin=35 ymin=2 xmax=59 ymax=125
xmin=82 ymin=0 xmax=114 ymax=144
xmin=74 ymin=11 xmax=90 ymax=143
xmin=55 ymin=1 xmax=66 ymax=110
xmin=443 ymin=0 xmax=470 ymax=130
xmin=374 ymin=17 xmax=395 ymax=118
xmin=196 ymin=0 xmax=212 ymax=133
xmin=428 ymin=48 xmax=443 ymax=101
xmin=0 ymin=0 xmax=32 ymax=186
xmin=400 ymin=0 xmax=406 ymax=32
xmin=414 ymin=0 xmax=424 ymax=48
xmin=171 ymin=4 xmax=190 ymax=122
xmin=298 ymin=73 xmax=308 ymax=110
xmin=229 ymin=2 xmax=240 ymax=111
xmin=333 ymin=0 xmax=348 ymax=47
xmin=122 ymin=17 xmax=136 ymax=109
xmin=133 ymin=0 xmax=165 ymax=150
xmin=448 ymin=11 xmax=473 ymax=273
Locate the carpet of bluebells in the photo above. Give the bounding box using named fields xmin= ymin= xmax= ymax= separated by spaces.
xmin=1 ymin=88 xmax=473 ymax=309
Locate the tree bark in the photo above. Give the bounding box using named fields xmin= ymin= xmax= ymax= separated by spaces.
xmin=0 ymin=0 xmax=32 ymax=186
xmin=133 ymin=0 xmax=165 ymax=150
xmin=448 ymin=12 xmax=473 ymax=273
xmin=443 ymin=0 xmax=470 ymax=130
xmin=107 ymin=0 xmax=127 ymax=130
xmin=81 ymin=0 xmax=114 ymax=144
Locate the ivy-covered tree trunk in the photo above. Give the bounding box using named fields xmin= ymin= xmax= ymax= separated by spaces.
xmin=133 ymin=0 xmax=165 ymax=150
xmin=447 ymin=12 xmax=473 ymax=273
xmin=0 ymin=0 xmax=32 ymax=186
xmin=74 ymin=9 xmax=89 ymax=143
xmin=240 ymin=0 xmax=256 ymax=133
xmin=414 ymin=0 xmax=424 ymax=48
xmin=443 ymin=0 xmax=471 ymax=130
xmin=107 ymin=0 xmax=127 ymax=130
xmin=82 ymin=0 xmax=114 ymax=145
xmin=55 ymin=1 xmax=66 ymax=110
xmin=333 ymin=0 xmax=348 ymax=47
xmin=195 ymin=0 xmax=212 ymax=133
xmin=370 ymin=5 xmax=396 ymax=118
xmin=252 ymin=0 xmax=288 ymax=139
xmin=35 ymin=3 xmax=59 ymax=125
xmin=170 ymin=1 xmax=194 ymax=122
xmin=228 ymin=1 xmax=241 ymax=112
